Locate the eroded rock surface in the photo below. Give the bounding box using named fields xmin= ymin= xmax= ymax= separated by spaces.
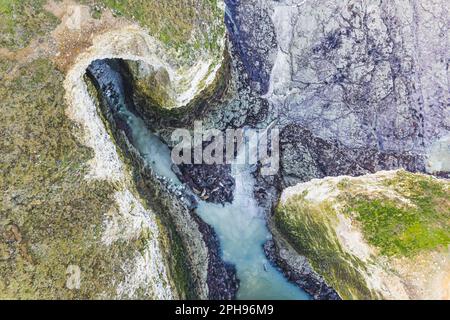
xmin=274 ymin=170 xmax=450 ymax=299
xmin=227 ymin=0 xmax=449 ymax=185
xmin=0 ymin=0 xmax=227 ymax=299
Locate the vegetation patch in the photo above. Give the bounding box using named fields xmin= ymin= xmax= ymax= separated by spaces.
xmin=0 ymin=0 xmax=222 ymax=299
xmin=343 ymin=171 xmax=450 ymax=256
xmin=0 ymin=57 xmax=161 ymax=298
xmin=0 ymin=0 xmax=59 ymax=50
xmin=275 ymin=171 xmax=450 ymax=299
xmin=275 ymin=193 xmax=377 ymax=300
xmin=82 ymin=0 xmax=225 ymax=63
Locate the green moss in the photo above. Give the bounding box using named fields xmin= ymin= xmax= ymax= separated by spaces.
xmin=155 ymin=215 xmax=194 ymax=299
xmin=0 ymin=0 xmax=224 ymax=60
xmin=275 ymin=194 xmax=378 ymax=300
xmin=0 ymin=58 xmax=158 ymax=299
xmin=125 ymin=60 xmax=176 ymax=109
xmin=0 ymin=0 xmax=59 ymax=50
xmin=276 ymin=171 xmax=449 ymax=299
xmin=344 ymin=171 xmax=450 ymax=256
xmin=82 ymin=0 xmax=225 ymax=64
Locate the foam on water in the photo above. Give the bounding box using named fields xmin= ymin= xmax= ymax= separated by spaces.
xmin=121 ymin=109 xmax=309 ymax=299
xmin=89 ymin=59 xmax=309 ymax=299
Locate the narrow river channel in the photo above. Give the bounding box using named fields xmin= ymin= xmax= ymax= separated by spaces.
xmin=87 ymin=59 xmax=310 ymax=300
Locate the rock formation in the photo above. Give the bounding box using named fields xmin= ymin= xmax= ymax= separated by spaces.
xmin=274 ymin=170 xmax=449 ymax=299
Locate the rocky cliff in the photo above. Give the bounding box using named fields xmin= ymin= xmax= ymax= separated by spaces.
xmin=0 ymin=0 xmax=226 ymax=299
xmin=226 ymin=0 xmax=449 ymax=187
xmin=274 ymin=170 xmax=449 ymax=299
xmin=1 ymin=0 xmax=449 ymax=300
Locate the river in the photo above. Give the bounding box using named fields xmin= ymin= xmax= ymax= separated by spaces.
xmin=87 ymin=59 xmax=310 ymax=300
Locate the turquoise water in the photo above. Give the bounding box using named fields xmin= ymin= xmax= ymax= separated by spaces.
xmin=196 ymin=166 xmax=309 ymax=300
xmin=121 ymin=107 xmax=308 ymax=299
xmin=89 ymin=60 xmax=309 ymax=300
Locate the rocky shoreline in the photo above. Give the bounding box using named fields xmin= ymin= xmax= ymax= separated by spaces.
xmin=250 ymin=164 xmax=340 ymax=300
xmin=192 ymin=213 xmax=239 ymax=299
xmin=86 ymin=59 xmax=239 ymax=299
xmin=264 ymin=236 xmax=340 ymax=300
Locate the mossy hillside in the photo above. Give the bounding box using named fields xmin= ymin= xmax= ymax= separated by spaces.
xmin=341 ymin=171 xmax=450 ymax=257
xmin=0 ymin=0 xmax=219 ymax=299
xmin=154 ymin=210 xmax=194 ymax=299
xmin=86 ymin=75 xmax=194 ymax=298
xmin=1 ymin=0 xmax=225 ymax=65
xmin=83 ymin=0 xmax=225 ymax=63
xmin=275 ymin=194 xmax=378 ymax=300
xmin=0 ymin=0 xmax=59 ymax=50
xmin=275 ymin=171 xmax=450 ymax=299
xmin=0 ymin=0 xmax=224 ymax=299
xmin=0 ymin=58 xmax=171 ymax=299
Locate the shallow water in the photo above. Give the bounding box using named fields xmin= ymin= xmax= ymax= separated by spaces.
xmin=89 ymin=60 xmax=310 ymax=300
xmin=197 ymin=164 xmax=309 ymax=300
xmin=124 ymin=110 xmax=309 ymax=300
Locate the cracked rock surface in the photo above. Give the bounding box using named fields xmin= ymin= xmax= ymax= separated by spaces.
xmin=223 ymin=0 xmax=449 ymax=299
xmin=229 ymin=0 xmax=449 ymax=186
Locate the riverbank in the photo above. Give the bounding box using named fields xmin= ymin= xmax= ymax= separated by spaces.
xmin=86 ymin=59 xmax=239 ymax=299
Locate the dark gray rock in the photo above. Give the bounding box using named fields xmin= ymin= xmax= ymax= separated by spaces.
xmin=225 ymin=0 xmax=278 ymax=94
xmin=264 ymin=239 xmax=340 ymax=300
xmin=265 ymin=0 xmax=449 ymax=179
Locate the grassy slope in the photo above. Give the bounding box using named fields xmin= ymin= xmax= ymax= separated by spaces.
xmin=275 ymin=195 xmax=377 ymax=300
xmin=83 ymin=0 xmax=225 ymax=62
xmin=0 ymin=0 xmax=225 ymax=61
xmin=342 ymin=171 xmax=450 ymax=256
xmin=0 ymin=58 xmax=127 ymax=298
xmin=275 ymin=171 xmax=450 ymax=299
xmin=0 ymin=0 xmax=58 ymax=50
xmin=0 ymin=0 xmax=219 ymax=298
